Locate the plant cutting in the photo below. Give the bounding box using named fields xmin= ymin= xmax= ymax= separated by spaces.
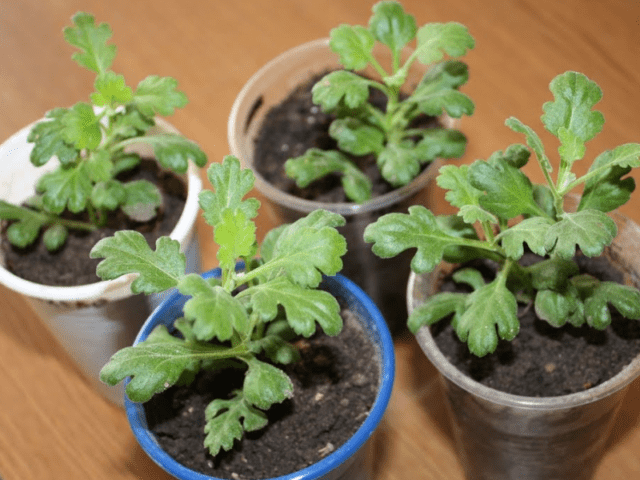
xmin=0 ymin=12 xmax=206 ymax=406
xmin=228 ymin=0 xmax=474 ymax=333
xmin=0 ymin=12 xmax=206 ymax=252
xmin=365 ymin=70 xmax=640 ymax=480
xmin=94 ymin=156 xmax=394 ymax=479
xmin=284 ymin=0 xmax=474 ymax=203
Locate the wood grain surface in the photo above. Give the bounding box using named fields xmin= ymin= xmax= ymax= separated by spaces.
xmin=1 ymin=1 xmax=640 ymax=478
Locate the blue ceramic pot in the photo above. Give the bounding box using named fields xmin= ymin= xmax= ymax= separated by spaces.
xmin=125 ymin=269 xmax=395 ymax=480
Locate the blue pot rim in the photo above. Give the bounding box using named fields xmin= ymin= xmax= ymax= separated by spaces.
xmin=125 ymin=268 xmax=395 ymax=480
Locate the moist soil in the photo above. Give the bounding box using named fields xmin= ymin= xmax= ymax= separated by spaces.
xmin=143 ymin=307 xmax=380 ymax=479
xmin=1 ymin=158 xmax=186 ymax=286
xmin=253 ymin=70 xmax=440 ymax=203
xmin=431 ymin=254 xmax=640 ymax=397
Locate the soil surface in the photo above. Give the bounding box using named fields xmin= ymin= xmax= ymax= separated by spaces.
xmin=144 ymin=307 xmax=380 ymax=479
xmin=253 ymin=70 xmax=440 ymax=203
xmin=1 ymin=159 xmax=186 ymax=286
xmin=431 ymin=254 xmax=640 ymax=397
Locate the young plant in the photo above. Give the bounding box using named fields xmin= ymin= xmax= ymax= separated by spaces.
xmin=94 ymin=156 xmax=347 ymax=456
xmin=0 ymin=12 xmax=206 ymax=251
xmin=284 ymin=0 xmax=475 ymax=203
xmin=364 ymin=71 xmax=640 ymax=357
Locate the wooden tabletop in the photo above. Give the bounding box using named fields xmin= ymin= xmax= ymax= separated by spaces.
xmin=2 ymin=1 xmax=640 ymax=478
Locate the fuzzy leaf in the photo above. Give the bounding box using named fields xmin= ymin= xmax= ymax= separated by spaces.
xmin=255 ymin=210 xmax=346 ymax=287
xmin=121 ymin=180 xmax=162 ymax=222
xmin=99 ymin=325 xmax=219 ymax=402
xmin=365 ymin=205 xmax=466 ymax=273
xmin=204 ymin=393 xmax=268 ymax=456
xmin=408 ymin=292 xmax=467 ymax=333
xmin=454 ymin=280 xmax=519 ymax=357
xmin=368 ymin=1 xmax=417 ymax=58
xmin=544 ymin=210 xmax=617 ymax=259
xmin=214 ymin=209 xmax=258 ymax=269
xmin=584 ymin=281 xmax=640 ymax=329
xmin=329 ymin=25 xmax=376 ymax=71
xmin=312 ymin=70 xmax=372 ymax=111
xmin=499 ymin=216 xmax=554 ymax=259
xmin=63 ymin=12 xmax=116 ymax=74
xmin=178 ymin=274 xmax=249 ymax=341
xmin=248 ymin=277 xmax=342 ymax=337
xmin=243 ymin=357 xmax=293 ymax=410
xmin=436 ymin=164 xmax=483 ymax=209
xmin=541 ymin=71 xmax=605 ymax=161
xmin=134 ymin=133 xmax=207 ymax=174
xmin=329 ymin=118 xmax=385 ymax=156
xmin=27 ymin=109 xmax=79 ymax=167
xmin=133 ymin=75 xmax=188 ymax=117
xmin=199 ymin=156 xmax=261 ymax=228
xmin=91 ymin=71 xmax=133 ymax=106
xmin=91 ymin=230 xmax=185 ymax=294
xmin=415 ymin=22 xmax=475 ymax=65
xmin=61 ymin=103 xmax=102 ymax=151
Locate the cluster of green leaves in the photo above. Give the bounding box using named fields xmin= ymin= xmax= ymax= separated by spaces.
xmin=284 ymin=1 xmax=474 ymax=203
xmin=95 ymin=156 xmax=347 ymax=456
xmin=365 ymin=71 xmax=640 ymax=357
xmin=0 ymin=12 xmax=206 ymax=251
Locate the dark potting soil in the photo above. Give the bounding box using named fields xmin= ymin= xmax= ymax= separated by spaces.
xmin=144 ymin=307 xmax=380 ymax=480
xmin=253 ymin=70 xmax=440 ymax=203
xmin=1 ymin=158 xmax=186 ymax=286
xmin=431 ymin=254 xmax=640 ymax=397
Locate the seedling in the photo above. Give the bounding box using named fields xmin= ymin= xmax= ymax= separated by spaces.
xmin=0 ymin=12 xmax=206 ymax=251
xmin=95 ymin=156 xmax=347 ymax=455
xmin=365 ymin=71 xmax=640 ymax=357
xmin=284 ymin=0 xmax=474 ymax=203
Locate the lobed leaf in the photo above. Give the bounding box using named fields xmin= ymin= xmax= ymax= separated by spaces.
xmin=214 ymin=208 xmax=258 ymax=270
xmin=408 ymin=292 xmax=466 ymax=333
xmin=133 ymin=133 xmax=207 ymax=174
xmin=91 ymin=71 xmax=133 ymax=106
xmin=36 ymin=162 xmax=93 ymax=214
xmin=133 ymin=75 xmax=188 ymax=117
xmin=27 ymin=109 xmax=79 ymax=167
xmin=90 ymin=230 xmax=185 ymax=294
xmin=329 ymin=24 xmax=376 ymax=71
xmin=60 ymin=102 xmax=102 ymax=151
xmin=329 ymin=118 xmax=385 ymax=156
xmin=121 ymin=180 xmax=162 ymax=222
xmin=410 ymin=88 xmax=474 ymax=118
xmin=243 ymin=357 xmax=294 ymax=410
xmin=499 ymin=216 xmax=554 ymax=259
xmin=584 ymin=281 xmax=640 ymax=329
xmin=368 ymin=1 xmax=417 ymax=59
xmin=413 ymin=129 xmax=467 ymax=161
xmin=544 ymin=210 xmax=617 ymax=259
xmin=91 ymin=180 xmax=126 ymax=211
xmin=415 ymin=22 xmax=475 ymax=65
xmin=64 ymin=12 xmax=116 ymax=74
xmin=505 ymin=118 xmax=552 ymax=174
xmin=377 ymin=141 xmax=421 ymax=186
xmin=312 ymin=70 xmax=372 ymax=111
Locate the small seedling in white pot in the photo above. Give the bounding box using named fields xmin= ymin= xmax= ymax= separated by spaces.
xmin=0 ymin=12 xmax=206 ymax=252
xmin=284 ymin=0 xmax=475 ymax=203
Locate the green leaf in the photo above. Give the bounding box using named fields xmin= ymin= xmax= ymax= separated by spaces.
xmin=109 ymin=108 xmax=154 ymax=141
xmin=413 ymin=129 xmax=467 ymax=161
xmin=368 ymin=1 xmax=417 ymax=58
xmin=61 ymin=103 xmax=102 ymax=151
xmin=312 ymin=70 xmax=372 ymax=111
xmin=90 ymin=230 xmax=185 ymax=294
xmin=418 ymin=60 xmax=470 ymax=91
xmin=454 ymin=279 xmax=519 ymax=357
xmin=254 ymin=210 xmax=346 ymax=287
xmin=243 ymin=357 xmax=293 ymax=410
xmin=407 ymin=292 xmax=466 ymax=333
xmin=436 ymin=164 xmax=482 ymax=209
xmin=544 ymin=210 xmax=617 ymax=259
xmin=199 ymin=156 xmax=261 ymax=228
xmin=284 ymin=148 xmax=372 ymax=203
xmin=329 ymin=118 xmax=385 ymax=156
xmin=534 ymin=288 xmax=579 ymax=328
xmin=505 ymin=118 xmax=552 ymax=174
xmin=63 ymin=12 xmax=116 ymax=74
xmin=178 ymin=274 xmax=250 ymax=341
xmin=527 ymin=257 xmax=579 ymax=290
xmin=415 ymin=22 xmax=475 ymax=65
xmin=499 ymin=217 xmax=554 ymax=259
xmin=100 ymin=325 xmax=215 ymax=402
xmin=487 ymin=143 xmax=531 ymax=169
xmin=453 ymin=268 xmax=486 ymax=291
xmin=469 ymin=158 xmax=543 ymax=220
xmin=364 ymin=205 xmax=466 ymax=273
xmin=214 ymin=209 xmax=257 ymax=270
xmin=329 ymin=25 xmax=376 ymax=71
xmin=91 ymin=180 xmax=126 ymax=211
xmin=91 ymin=71 xmax=133 ymax=106
xmin=36 ymin=163 xmax=93 ymax=214
xmin=133 ymin=133 xmax=207 ymax=174
xmin=248 ymin=277 xmax=342 ymax=337
xmin=377 ymin=141 xmax=421 ymax=186
xmin=249 ymin=334 xmax=300 ymax=365
xmin=541 ymin=71 xmax=605 ymax=159
xmin=27 ymin=109 xmax=79 ymax=167
xmin=86 ymin=150 xmax=114 ymax=183
xmin=121 ymin=180 xmax=162 ymax=222
xmin=133 ymin=75 xmax=188 ymax=117
xmin=5 ymin=218 xmax=43 ymax=249
xmin=584 ymin=281 xmax=640 ymax=329
xmin=43 ymin=224 xmax=68 ymax=252
xmin=410 ymin=88 xmax=474 ymax=118
xmin=435 ymin=215 xmax=483 ymax=263
xmin=204 ymin=393 xmax=268 ymax=456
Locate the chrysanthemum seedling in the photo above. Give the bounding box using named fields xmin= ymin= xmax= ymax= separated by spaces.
xmin=365 ymin=71 xmax=640 ymax=357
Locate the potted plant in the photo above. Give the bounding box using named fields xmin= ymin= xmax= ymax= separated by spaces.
xmin=0 ymin=12 xmax=207 ymax=405
xmin=364 ymin=70 xmax=640 ymax=479
xmin=94 ymin=156 xmax=395 ymax=479
xmin=228 ymin=0 xmax=474 ymax=332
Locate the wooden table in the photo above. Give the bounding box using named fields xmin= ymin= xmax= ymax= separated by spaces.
xmin=2 ymin=1 xmax=640 ymax=478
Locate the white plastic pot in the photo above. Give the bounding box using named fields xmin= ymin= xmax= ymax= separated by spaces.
xmin=0 ymin=117 xmax=203 ymax=406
